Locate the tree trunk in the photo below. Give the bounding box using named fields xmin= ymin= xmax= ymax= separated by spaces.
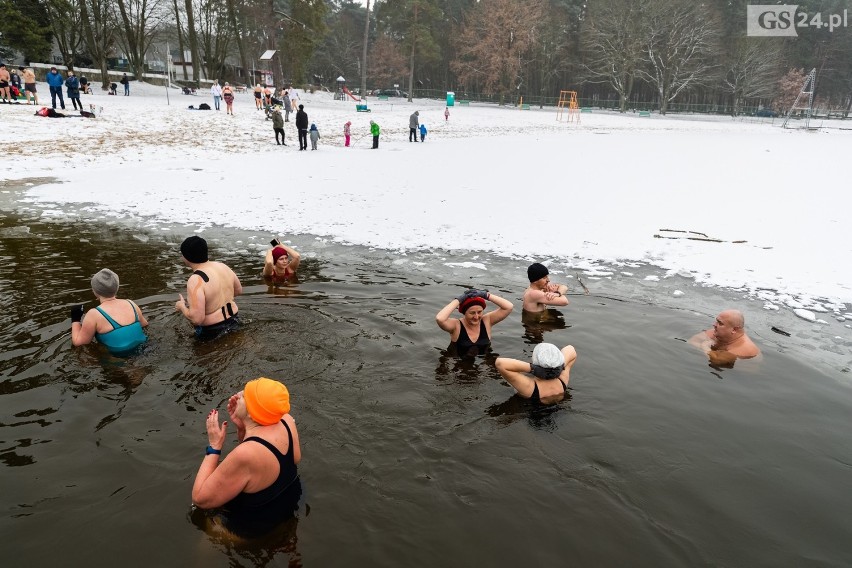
xmin=172 ymin=0 xmax=188 ymax=80
xmin=79 ymin=0 xmax=112 ymax=90
xmin=225 ymin=0 xmax=249 ymax=85
xmin=360 ymin=0 xmax=371 ymax=99
xmin=184 ymin=0 xmax=201 ymax=84
xmin=115 ymin=0 xmax=145 ymax=76
xmin=621 ymin=73 xmax=635 ymax=112
xmin=407 ymin=3 xmax=417 ymax=103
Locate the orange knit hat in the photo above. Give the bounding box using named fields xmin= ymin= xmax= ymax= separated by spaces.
xmin=244 ymin=378 xmax=290 ymax=425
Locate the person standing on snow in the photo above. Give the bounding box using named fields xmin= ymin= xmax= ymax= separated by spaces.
xmin=120 ymin=73 xmax=130 ymax=96
xmin=211 ymin=81 xmax=223 ymax=111
xmin=222 ymin=83 xmax=235 ymax=115
xmin=65 ymin=70 xmax=82 ymax=111
xmin=419 ymin=123 xmax=427 ymax=142
xmin=309 ymin=123 xmax=321 ymax=150
xmin=444 ymin=107 xmax=449 ymax=121
xmin=46 ymin=67 xmax=65 ymax=110
xmin=409 ymin=110 xmax=419 ymax=142
xmin=344 ymin=121 xmax=351 ymax=147
xmin=370 ymin=120 xmax=380 ymax=149
xmin=0 ymin=64 xmax=11 ymax=104
xmin=272 ymin=108 xmax=286 ymax=146
xmin=282 ymin=90 xmax=291 ymax=122
xmin=22 ymin=67 xmax=38 ymax=105
xmin=296 ymin=104 xmax=309 ymax=151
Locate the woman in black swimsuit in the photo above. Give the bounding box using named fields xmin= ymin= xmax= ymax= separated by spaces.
xmin=192 ymin=378 xmax=302 ymax=534
xmin=436 ymin=288 xmax=513 ymax=355
xmin=496 ymin=343 xmax=578 ymax=404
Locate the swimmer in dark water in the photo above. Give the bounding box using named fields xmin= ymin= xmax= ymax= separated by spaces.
xmin=436 ymin=288 xmax=513 ymax=355
xmin=70 ymin=268 xmax=148 ymax=355
xmin=192 ymin=378 xmax=302 ymax=535
xmin=496 ymin=343 xmax=578 ymax=404
xmin=688 ymin=309 xmax=760 ymax=367
xmin=522 ymin=262 xmax=570 ymax=313
xmin=262 ymin=242 xmax=301 ymax=283
xmin=175 ymin=236 xmax=243 ymax=338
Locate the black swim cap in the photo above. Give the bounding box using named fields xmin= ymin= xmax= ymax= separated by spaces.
xmin=527 ymin=262 xmax=549 ymax=283
xmin=180 ymin=236 xmax=208 ymax=264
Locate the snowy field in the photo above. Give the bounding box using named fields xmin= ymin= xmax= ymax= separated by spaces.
xmin=1 ymin=80 xmax=850 ymax=321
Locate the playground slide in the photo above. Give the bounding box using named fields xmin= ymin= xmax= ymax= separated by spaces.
xmin=342 ymin=86 xmax=360 ymax=102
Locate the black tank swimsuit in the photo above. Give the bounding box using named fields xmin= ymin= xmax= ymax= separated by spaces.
xmin=454 ymin=320 xmax=490 ymax=355
xmin=219 ymin=420 xmax=301 ymax=536
xmin=223 ymin=420 xmax=299 ymax=512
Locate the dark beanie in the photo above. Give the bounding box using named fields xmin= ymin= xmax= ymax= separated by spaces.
xmin=527 ymin=262 xmax=549 ymax=283
xmin=180 ymin=236 xmax=208 ymax=264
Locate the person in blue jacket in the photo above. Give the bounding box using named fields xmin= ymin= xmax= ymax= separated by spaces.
xmin=309 ymin=123 xmax=321 ymax=150
xmin=46 ymin=67 xmax=65 ymax=110
xmin=65 ymin=70 xmax=82 ymax=111
xmin=419 ymin=123 xmax=427 ymax=142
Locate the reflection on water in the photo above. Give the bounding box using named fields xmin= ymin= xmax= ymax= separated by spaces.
xmin=521 ymin=307 xmax=569 ymax=344
xmin=485 ymin=391 xmax=571 ymax=431
xmin=2 ymin=210 xmax=852 ymax=567
xmin=190 ymin=480 xmax=305 ymax=567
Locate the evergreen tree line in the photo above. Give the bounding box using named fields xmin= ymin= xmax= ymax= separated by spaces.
xmin=2 ymin=0 xmax=851 ymax=115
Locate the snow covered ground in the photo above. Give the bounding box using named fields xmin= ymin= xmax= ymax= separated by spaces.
xmin=2 ymin=80 xmax=850 ymax=320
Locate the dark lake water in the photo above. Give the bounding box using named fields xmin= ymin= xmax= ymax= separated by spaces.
xmin=1 ymin=199 xmax=852 ymax=567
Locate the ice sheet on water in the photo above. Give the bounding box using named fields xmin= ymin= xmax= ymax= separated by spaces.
xmin=794 ymin=308 xmax=817 ymax=322
xmin=444 ymin=262 xmax=487 ymax=270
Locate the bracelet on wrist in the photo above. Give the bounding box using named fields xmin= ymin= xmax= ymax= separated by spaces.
xmin=205 ymin=445 xmax=222 ymax=455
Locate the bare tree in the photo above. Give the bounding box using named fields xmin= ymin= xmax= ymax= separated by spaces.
xmin=775 ymin=67 xmax=808 ymax=115
xmin=314 ymin=27 xmax=362 ymax=81
xmin=361 ymin=0 xmax=371 ymax=98
xmin=183 ymin=0 xmax=201 ymax=83
xmin=369 ymin=33 xmax=407 ymax=88
xmin=723 ymin=38 xmax=781 ymax=116
xmin=196 ymin=0 xmax=231 ymax=80
xmin=79 ymin=0 xmax=116 ymax=89
xmin=171 ymin=0 xmax=188 ymax=79
xmin=40 ymin=0 xmax=86 ymax=70
xmin=114 ymin=0 xmax=167 ymax=77
xmin=224 ymin=0 xmax=249 ymax=85
xmin=583 ymin=0 xmax=649 ymax=112
xmin=375 ymin=0 xmax=440 ymax=102
xmin=451 ymin=0 xmax=546 ymax=105
xmin=638 ymin=0 xmax=719 ymax=114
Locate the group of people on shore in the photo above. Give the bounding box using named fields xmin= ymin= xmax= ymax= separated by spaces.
xmin=67 ymin=237 xmax=760 ymax=537
xmin=0 ymin=64 xmax=129 ymax=108
xmin=0 ymin=64 xmax=39 ymax=105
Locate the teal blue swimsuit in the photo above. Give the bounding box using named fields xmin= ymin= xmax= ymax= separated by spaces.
xmin=95 ymin=301 xmax=147 ymax=355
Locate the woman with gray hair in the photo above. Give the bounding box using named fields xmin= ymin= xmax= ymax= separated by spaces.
xmin=70 ymin=269 xmax=148 ymax=355
xmin=495 ymin=343 xmax=577 ymax=404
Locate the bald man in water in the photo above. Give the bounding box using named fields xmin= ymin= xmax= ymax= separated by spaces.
xmin=689 ymin=309 xmax=760 ymax=365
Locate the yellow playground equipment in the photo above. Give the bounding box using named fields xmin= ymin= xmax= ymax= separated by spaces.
xmin=556 ymin=90 xmax=579 ymax=123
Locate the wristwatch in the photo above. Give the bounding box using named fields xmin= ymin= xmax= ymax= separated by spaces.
xmin=205 ymin=445 xmax=222 ymax=455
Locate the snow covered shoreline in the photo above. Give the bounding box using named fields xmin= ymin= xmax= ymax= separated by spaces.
xmin=2 ymin=81 xmax=850 ymax=318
